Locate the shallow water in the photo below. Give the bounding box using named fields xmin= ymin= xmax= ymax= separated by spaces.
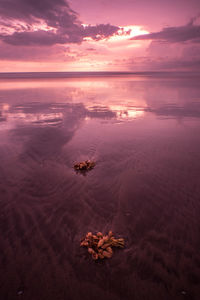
xmin=1 ymin=74 xmax=200 ymax=300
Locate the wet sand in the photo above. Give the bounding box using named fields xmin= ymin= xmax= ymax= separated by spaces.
xmin=1 ymin=75 xmax=200 ymax=300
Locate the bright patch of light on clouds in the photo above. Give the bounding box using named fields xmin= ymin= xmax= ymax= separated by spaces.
xmin=110 ymin=25 xmax=149 ymax=42
xmin=0 ymin=19 xmax=56 ymax=35
xmin=82 ymin=24 xmax=149 ymax=43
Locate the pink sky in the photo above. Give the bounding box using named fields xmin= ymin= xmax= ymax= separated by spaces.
xmin=0 ymin=0 xmax=200 ymax=72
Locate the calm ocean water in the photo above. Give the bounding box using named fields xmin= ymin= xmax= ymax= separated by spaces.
xmin=1 ymin=73 xmax=200 ymax=300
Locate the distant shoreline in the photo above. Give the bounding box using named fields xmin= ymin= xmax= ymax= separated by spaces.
xmin=0 ymin=71 xmax=200 ymax=79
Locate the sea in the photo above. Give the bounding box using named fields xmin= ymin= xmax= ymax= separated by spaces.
xmin=0 ymin=72 xmax=200 ymax=300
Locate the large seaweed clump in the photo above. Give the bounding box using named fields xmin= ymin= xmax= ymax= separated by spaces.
xmin=80 ymin=231 xmax=125 ymax=260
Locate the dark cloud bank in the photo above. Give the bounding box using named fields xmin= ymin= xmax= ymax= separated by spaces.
xmin=132 ymin=17 xmax=200 ymax=43
xmin=0 ymin=0 xmax=119 ymax=46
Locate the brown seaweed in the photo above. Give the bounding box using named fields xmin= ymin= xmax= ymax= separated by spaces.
xmin=80 ymin=231 xmax=125 ymax=260
xmin=74 ymin=160 xmax=96 ymax=171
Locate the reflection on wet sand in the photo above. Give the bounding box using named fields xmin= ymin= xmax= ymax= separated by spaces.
xmin=146 ymin=101 xmax=200 ymax=119
xmin=1 ymin=75 xmax=200 ymax=300
xmin=0 ymin=101 xmax=146 ymax=131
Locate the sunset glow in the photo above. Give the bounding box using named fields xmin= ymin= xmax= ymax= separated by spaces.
xmin=0 ymin=0 xmax=200 ymax=71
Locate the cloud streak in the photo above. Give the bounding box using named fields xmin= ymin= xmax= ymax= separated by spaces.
xmin=132 ymin=18 xmax=200 ymax=43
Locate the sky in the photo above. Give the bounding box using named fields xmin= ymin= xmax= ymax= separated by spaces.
xmin=0 ymin=0 xmax=200 ymax=72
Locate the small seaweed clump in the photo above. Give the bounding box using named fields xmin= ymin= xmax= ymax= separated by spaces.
xmin=74 ymin=160 xmax=95 ymax=171
xmin=80 ymin=231 xmax=124 ymax=260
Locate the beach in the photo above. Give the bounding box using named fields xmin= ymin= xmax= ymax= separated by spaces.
xmin=1 ymin=74 xmax=200 ymax=300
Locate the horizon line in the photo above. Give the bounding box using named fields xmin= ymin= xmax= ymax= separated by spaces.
xmin=0 ymin=70 xmax=199 ymax=79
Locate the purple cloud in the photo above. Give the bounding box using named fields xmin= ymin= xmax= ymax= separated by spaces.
xmin=83 ymin=24 xmax=120 ymax=40
xmin=0 ymin=0 xmax=79 ymax=27
xmin=1 ymin=30 xmax=68 ymax=46
xmin=0 ymin=0 xmax=120 ymax=46
xmin=0 ymin=41 xmax=75 ymax=61
xmin=132 ymin=18 xmax=200 ymax=43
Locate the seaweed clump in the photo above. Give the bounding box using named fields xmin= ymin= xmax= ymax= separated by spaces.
xmin=80 ymin=231 xmax=125 ymax=260
xmin=74 ymin=160 xmax=95 ymax=171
